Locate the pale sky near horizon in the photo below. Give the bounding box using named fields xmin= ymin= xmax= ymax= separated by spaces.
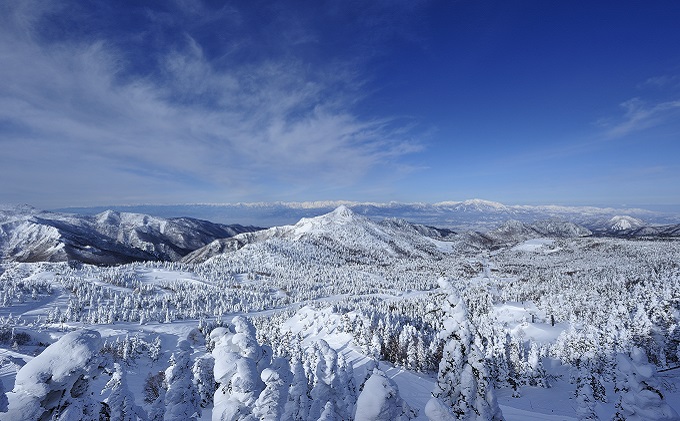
xmin=1 ymin=1 xmax=679 ymax=208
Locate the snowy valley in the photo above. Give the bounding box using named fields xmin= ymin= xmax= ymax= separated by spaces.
xmin=0 ymin=204 xmax=679 ymax=420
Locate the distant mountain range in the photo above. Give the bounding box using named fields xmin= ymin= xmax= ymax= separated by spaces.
xmin=2 ymin=200 xmax=679 ymax=265
xmin=57 ymin=199 xmax=680 ymax=230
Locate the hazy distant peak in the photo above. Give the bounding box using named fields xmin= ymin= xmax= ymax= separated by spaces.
xmin=608 ymin=215 xmax=644 ymax=231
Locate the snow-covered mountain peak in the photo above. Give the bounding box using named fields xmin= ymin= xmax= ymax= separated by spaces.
xmin=455 ymin=199 xmax=509 ymax=212
xmin=608 ymin=215 xmax=644 ymax=231
xmin=325 ymin=205 xmax=355 ymax=221
xmin=95 ymin=209 xmax=121 ymax=225
xmin=292 ymin=205 xmax=359 ymax=233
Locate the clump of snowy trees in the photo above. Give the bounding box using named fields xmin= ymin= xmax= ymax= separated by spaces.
xmin=0 ymin=317 xmax=420 ymax=420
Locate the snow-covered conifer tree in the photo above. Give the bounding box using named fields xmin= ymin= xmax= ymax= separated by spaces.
xmin=318 ymin=401 xmax=339 ymax=421
xmin=337 ymin=353 xmax=357 ymax=417
xmin=193 ymin=354 xmax=216 ymax=409
xmin=283 ymin=357 xmax=310 ymax=421
xmin=354 ymin=368 xmax=415 ymax=421
xmin=574 ymin=371 xmax=599 ymax=421
xmin=0 ymin=378 xmax=8 ymax=413
xmin=309 ymin=340 xmax=337 ymax=420
xmin=211 ymin=319 xmax=265 ymax=421
xmin=164 ymin=340 xmax=201 ymax=420
xmin=102 ymin=363 xmax=147 ymax=421
xmin=526 ymin=342 xmax=547 ymax=387
xmin=252 ymin=358 xmax=291 ymax=420
xmin=425 ymin=278 xmax=503 ymax=421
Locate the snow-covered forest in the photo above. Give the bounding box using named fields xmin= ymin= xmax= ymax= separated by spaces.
xmin=0 ymin=206 xmax=679 ymax=420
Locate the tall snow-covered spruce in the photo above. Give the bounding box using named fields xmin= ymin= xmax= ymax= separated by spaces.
xmin=426 ymin=279 xmax=503 ymax=421
xmin=211 ymin=317 xmax=266 ymax=421
xmin=164 ymin=340 xmax=201 ymax=420
xmin=101 ymin=363 xmax=147 ymax=421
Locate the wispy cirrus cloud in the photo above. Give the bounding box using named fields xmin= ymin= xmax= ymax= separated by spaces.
xmin=0 ymin=1 xmax=423 ymax=207
xmin=599 ymin=97 xmax=680 ymax=138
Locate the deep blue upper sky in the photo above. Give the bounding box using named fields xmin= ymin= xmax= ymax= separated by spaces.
xmin=1 ymin=0 xmax=679 ymax=208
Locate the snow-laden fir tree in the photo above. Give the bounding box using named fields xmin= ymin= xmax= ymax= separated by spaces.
xmin=5 ymin=329 xmax=103 ymax=421
xmin=611 ymin=347 xmax=679 ymax=421
xmin=354 ymin=368 xmax=415 ymax=421
xmin=425 ymin=278 xmax=503 ymax=421
xmin=309 ymin=340 xmax=338 ymax=420
xmin=211 ymin=316 xmax=265 ymax=421
xmin=102 ymin=363 xmax=147 ymax=421
xmin=251 ymin=357 xmax=291 ymax=420
xmin=282 ymin=357 xmax=310 ymax=421
xmin=164 ymin=340 xmax=201 ymax=420
xmin=148 ymin=383 xmax=166 ymax=421
xmin=336 ymin=353 xmax=357 ymax=417
xmin=193 ymin=354 xmax=216 ymax=409
xmin=574 ymin=369 xmax=599 ymax=421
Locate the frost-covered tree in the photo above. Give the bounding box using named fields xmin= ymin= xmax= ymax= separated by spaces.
xmin=309 ymin=340 xmax=335 ymax=420
xmin=526 ymin=342 xmax=548 ymax=388
xmin=148 ymin=385 xmax=166 ymax=421
xmin=211 ymin=318 xmax=265 ymax=421
xmin=252 ymin=358 xmax=291 ymax=420
xmin=337 ymin=353 xmax=357 ymax=417
xmin=283 ymin=357 xmax=310 ymax=421
xmin=611 ymin=347 xmax=679 ymax=421
xmin=102 ymin=363 xmax=147 ymax=421
xmin=5 ymin=329 xmax=103 ymax=421
xmin=574 ymin=372 xmax=599 ymax=421
xmin=310 ymin=339 xmax=349 ymax=420
xmin=193 ymin=354 xmax=216 ymax=409
xmin=148 ymin=336 xmax=162 ymax=363
xmin=354 ymin=368 xmax=415 ymax=421
xmin=425 ymin=279 xmax=503 ymax=421
xmin=165 ymin=340 xmax=201 ymax=420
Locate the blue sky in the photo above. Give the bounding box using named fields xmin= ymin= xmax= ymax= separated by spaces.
xmin=1 ymin=1 xmax=679 ymax=208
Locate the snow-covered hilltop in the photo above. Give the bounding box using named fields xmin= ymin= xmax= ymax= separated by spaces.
xmin=183 ymin=205 xmax=451 ymax=264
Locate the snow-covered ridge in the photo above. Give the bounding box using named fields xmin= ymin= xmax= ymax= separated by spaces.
xmin=0 ymin=208 xmax=261 ymax=264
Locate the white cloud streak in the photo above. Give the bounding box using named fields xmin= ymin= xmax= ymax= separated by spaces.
xmin=0 ymin=2 xmax=422 ymax=207
xmin=603 ymin=98 xmax=680 ymax=138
